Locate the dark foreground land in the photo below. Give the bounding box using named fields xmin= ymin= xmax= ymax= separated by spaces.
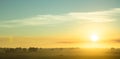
xmin=0 ymin=48 xmax=120 ymax=59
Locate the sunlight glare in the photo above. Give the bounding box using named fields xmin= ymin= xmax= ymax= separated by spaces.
xmin=91 ymin=34 xmax=99 ymax=42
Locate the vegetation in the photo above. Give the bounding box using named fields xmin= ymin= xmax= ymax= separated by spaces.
xmin=0 ymin=47 xmax=120 ymax=59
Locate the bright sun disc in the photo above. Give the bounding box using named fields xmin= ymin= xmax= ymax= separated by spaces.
xmin=91 ymin=34 xmax=99 ymax=42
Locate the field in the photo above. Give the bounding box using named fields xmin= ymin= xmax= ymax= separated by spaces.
xmin=0 ymin=48 xmax=120 ymax=59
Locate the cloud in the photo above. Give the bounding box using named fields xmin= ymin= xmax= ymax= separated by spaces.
xmin=111 ymin=39 xmax=120 ymax=43
xmin=0 ymin=8 xmax=120 ymax=27
xmin=57 ymin=41 xmax=80 ymax=44
xmin=0 ymin=37 xmax=9 ymax=43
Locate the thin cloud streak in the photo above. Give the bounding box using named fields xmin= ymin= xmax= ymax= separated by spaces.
xmin=57 ymin=41 xmax=80 ymax=44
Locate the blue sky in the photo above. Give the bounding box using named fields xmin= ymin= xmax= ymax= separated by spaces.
xmin=0 ymin=0 xmax=120 ymax=20
xmin=0 ymin=0 xmax=120 ymax=48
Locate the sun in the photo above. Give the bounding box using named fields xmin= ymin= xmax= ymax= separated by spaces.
xmin=90 ymin=34 xmax=99 ymax=42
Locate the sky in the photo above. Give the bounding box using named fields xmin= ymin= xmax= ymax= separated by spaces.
xmin=0 ymin=0 xmax=120 ymax=48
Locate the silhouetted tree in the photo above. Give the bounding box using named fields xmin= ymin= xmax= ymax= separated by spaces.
xmin=5 ymin=48 xmax=15 ymax=53
xmin=28 ymin=47 xmax=38 ymax=52
xmin=15 ymin=47 xmax=23 ymax=53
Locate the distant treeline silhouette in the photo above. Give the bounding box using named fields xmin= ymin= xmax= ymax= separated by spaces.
xmin=0 ymin=47 xmax=74 ymax=54
xmin=0 ymin=47 xmax=39 ymax=53
xmin=0 ymin=47 xmax=120 ymax=54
